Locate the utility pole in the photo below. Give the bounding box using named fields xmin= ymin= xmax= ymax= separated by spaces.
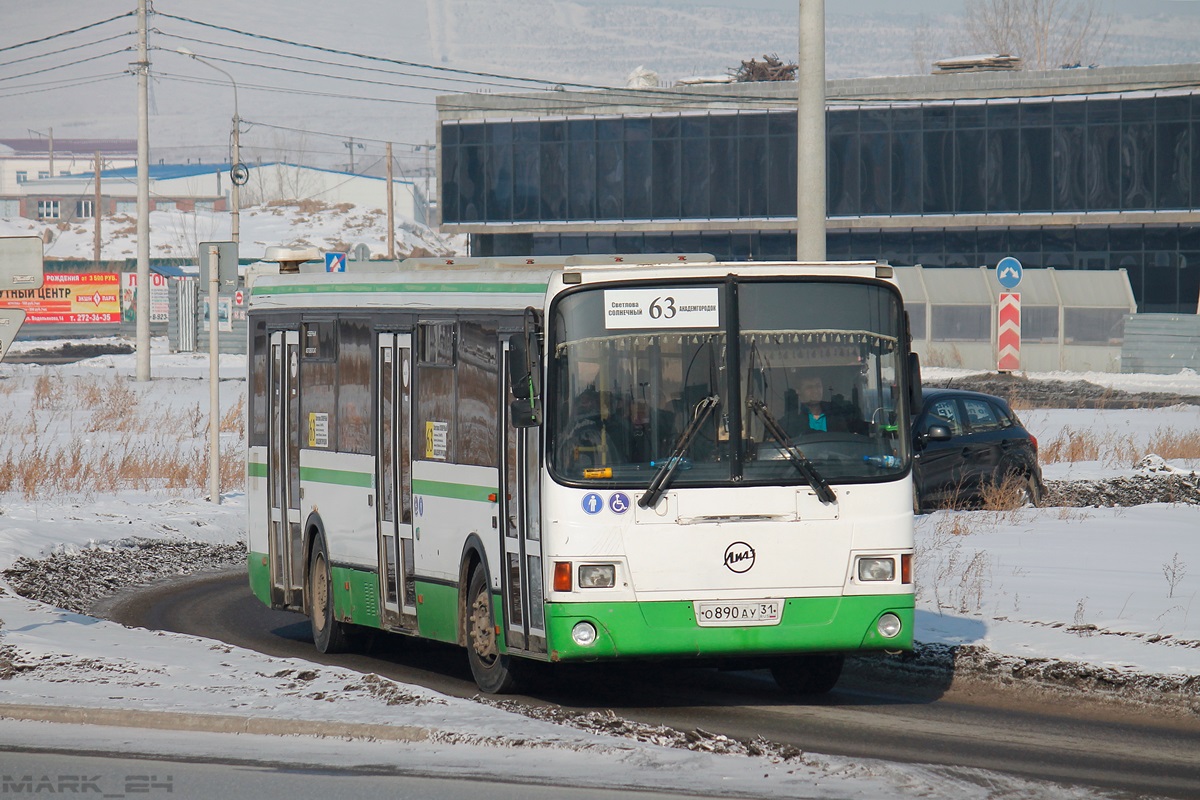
xmin=386 ymin=141 xmax=395 ymax=260
xmin=796 ymin=0 xmax=827 ymax=261
xmin=136 ymin=0 xmax=151 ymax=381
xmin=343 ymin=137 xmax=363 ymax=172
xmin=93 ymin=151 xmax=102 ymax=267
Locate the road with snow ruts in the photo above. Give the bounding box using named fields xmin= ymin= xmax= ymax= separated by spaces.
xmin=105 ymin=570 xmax=1200 ymax=800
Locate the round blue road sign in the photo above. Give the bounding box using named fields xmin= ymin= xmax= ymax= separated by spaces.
xmin=997 ymin=256 xmax=1023 ymax=289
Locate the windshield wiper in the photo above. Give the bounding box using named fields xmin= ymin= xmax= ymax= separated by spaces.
xmin=746 ymin=398 xmax=837 ymax=505
xmin=638 ymin=395 xmax=720 ymax=509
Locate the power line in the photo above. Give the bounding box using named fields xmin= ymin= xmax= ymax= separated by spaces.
xmin=0 ymin=72 xmax=128 ymax=100
xmin=152 ymin=33 xmax=537 ymax=93
xmin=0 ymin=49 xmax=132 ymax=84
xmin=151 ymin=10 xmax=792 ymax=106
xmin=0 ymin=12 xmax=136 ymax=54
xmin=150 ymin=47 xmax=532 ymax=96
xmin=0 ymin=31 xmax=134 ymax=69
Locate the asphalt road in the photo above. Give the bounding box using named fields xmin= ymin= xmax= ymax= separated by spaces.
xmin=0 ymin=748 xmax=720 ymax=800
xmin=104 ymin=570 xmax=1200 ymax=799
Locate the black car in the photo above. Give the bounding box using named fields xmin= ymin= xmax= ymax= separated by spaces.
xmin=912 ymin=388 xmax=1044 ymax=512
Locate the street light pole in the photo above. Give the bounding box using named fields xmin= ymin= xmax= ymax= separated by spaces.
xmin=179 ymin=47 xmax=238 ymax=504
xmin=797 ymin=0 xmax=827 ymax=261
xmin=178 ymin=47 xmax=240 ymax=244
xmin=135 ymin=0 xmax=151 ymax=381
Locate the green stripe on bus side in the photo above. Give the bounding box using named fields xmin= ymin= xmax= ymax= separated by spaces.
xmin=247 ymin=461 xmax=268 ymax=478
xmin=253 ymin=281 xmax=547 ymax=297
xmin=412 ymin=479 xmax=496 ymax=503
xmin=414 ymin=580 xmax=459 ymax=644
xmin=299 ymin=466 xmax=373 ymax=488
xmin=247 ymin=552 xmax=270 ymax=606
xmin=542 ymin=595 xmax=914 ymax=661
xmin=414 ymin=579 xmax=507 ymax=651
xmin=331 ymin=565 xmax=381 ymax=629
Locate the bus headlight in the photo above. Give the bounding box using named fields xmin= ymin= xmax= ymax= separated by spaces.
xmin=877 ymin=613 xmax=903 ymax=639
xmin=578 ymin=564 xmax=616 ymax=589
xmin=571 ymin=621 xmax=598 ymax=647
xmin=857 ymin=557 xmax=896 ymax=582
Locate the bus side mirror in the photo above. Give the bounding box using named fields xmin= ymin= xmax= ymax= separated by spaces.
xmin=907 ymin=352 xmax=922 ymax=411
xmin=508 ymin=331 xmax=542 ymax=427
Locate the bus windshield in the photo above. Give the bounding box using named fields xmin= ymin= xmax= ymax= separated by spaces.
xmin=548 ymin=278 xmax=908 ymax=488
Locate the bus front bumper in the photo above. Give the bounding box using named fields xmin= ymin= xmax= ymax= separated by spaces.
xmin=542 ymin=594 xmax=914 ymax=662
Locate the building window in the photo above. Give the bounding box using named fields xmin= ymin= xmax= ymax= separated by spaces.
xmin=115 ymin=201 xmax=136 ymax=215
xmin=931 ymin=305 xmax=991 ymax=341
xmin=37 ymin=171 xmax=49 ymax=180
xmin=36 ymin=200 xmax=60 ymax=220
xmin=15 ymin=171 xmax=27 ymax=184
xmin=75 ymin=200 xmax=94 ymax=219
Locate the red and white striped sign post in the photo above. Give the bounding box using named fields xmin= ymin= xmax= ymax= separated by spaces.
xmin=997 ymin=292 xmax=1021 ymax=372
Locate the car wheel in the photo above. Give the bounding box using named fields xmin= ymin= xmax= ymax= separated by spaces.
xmin=1020 ymin=473 xmax=1042 ymax=507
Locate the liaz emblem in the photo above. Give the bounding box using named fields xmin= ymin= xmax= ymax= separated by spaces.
xmin=723 ymin=541 xmax=755 ymax=573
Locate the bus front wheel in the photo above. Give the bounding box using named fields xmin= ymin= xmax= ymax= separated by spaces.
xmin=309 ymin=534 xmax=351 ymax=654
xmin=770 ymin=654 xmax=844 ymax=695
xmin=465 ymin=564 xmax=521 ymax=694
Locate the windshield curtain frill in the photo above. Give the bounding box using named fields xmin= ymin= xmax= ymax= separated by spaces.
xmin=548 ymin=278 xmax=908 ymax=488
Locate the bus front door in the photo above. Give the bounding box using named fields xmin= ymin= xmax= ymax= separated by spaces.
xmin=501 ymin=343 xmax=547 ymax=654
xmin=267 ymin=330 xmax=304 ymax=608
xmin=377 ymin=333 xmax=417 ymax=631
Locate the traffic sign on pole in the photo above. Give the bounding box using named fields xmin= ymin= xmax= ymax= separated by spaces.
xmin=998 ymin=292 xmax=1021 ymax=372
xmin=997 ymin=256 xmax=1023 ymax=289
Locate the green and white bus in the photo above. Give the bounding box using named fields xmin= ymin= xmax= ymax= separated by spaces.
xmin=245 ymin=256 xmax=920 ymax=694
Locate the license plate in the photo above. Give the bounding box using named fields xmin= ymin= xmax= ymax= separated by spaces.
xmin=693 ymin=599 xmax=783 ymax=627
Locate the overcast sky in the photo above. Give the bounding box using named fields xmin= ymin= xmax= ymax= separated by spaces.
xmin=3 ymin=0 xmax=1199 ymax=173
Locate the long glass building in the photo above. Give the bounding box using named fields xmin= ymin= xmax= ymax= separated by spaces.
xmin=438 ymin=64 xmax=1200 ymax=313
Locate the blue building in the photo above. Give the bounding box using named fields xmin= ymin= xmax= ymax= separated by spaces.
xmin=437 ymin=63 xmax=1200 ymax=314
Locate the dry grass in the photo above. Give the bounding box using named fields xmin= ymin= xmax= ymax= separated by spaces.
xmin=0 ymin=372 xmax=246 ymax=500
xmin=979 ymin=472 xmax=1035 ymax=513
xmin=1039 ymin=425 xmax=1200 ymax=468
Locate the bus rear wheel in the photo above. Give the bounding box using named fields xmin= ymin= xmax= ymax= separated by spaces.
xmin=770 ymin=654 xmax=844 ymax=695
xmin=465 ymin=564 xmax=521 ymax=694
xmin=309 ymin=534 xmax=351 ymax=654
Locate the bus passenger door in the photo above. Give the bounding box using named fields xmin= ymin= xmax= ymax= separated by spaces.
xmin=501 ymin=343 xmax=547 ymax=654
xmin=267 ymin=330 xmax=303 ymax=608
xmin=377 ymin=333 xmax=417 ymax=630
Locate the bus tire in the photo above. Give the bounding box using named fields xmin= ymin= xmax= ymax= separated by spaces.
xmin=770 ymin=654 xmax=844 ymax=695
xmin=465 ymin=564 xmax=521 ymax=694
xmin=309 ymin=534 xmax=351 ymax=654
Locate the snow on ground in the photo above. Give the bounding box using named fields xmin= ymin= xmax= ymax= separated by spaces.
xmin=0 ymin=348 xmax=1196 ymax=798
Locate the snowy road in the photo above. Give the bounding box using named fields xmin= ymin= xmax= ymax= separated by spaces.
xmin=104 ymin=570 xmax=1200 ymax=799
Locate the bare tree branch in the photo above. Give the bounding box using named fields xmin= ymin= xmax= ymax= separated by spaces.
xmin=960 ymin=0 xmax=1113 ymax=70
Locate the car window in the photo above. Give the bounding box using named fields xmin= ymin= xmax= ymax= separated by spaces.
xmin=990 ymin=400 xmax=1016 ymax=429
xmin=925 ymin=398 xmax=966 ymax=436
xmin=962 ymin=397 xmax=1001 ymax=432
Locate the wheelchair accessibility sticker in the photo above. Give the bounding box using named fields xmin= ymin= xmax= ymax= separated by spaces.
xmin=609 ymin=492 xmax=630 ymax=514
